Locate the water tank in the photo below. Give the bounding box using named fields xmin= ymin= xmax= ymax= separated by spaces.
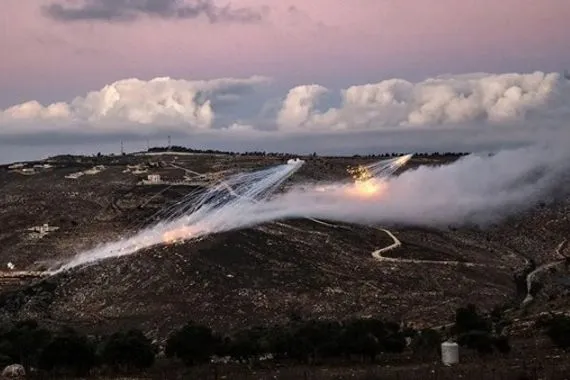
xmin=441 ymin=341 xmax=459 ymax=366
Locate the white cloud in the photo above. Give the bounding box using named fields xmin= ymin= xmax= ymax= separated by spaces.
xmin=0 ymin=76 xmax=270 ymax=135
xmin=276 ymin=71 xmax=568 ymax=131
xmin=276 ymin=84 xmax=328 ymax=130
xmin=1 ymin=71 xmax=569 ymax=144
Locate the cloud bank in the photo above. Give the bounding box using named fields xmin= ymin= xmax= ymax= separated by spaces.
xmin=1 ymin=71 xmax=569 ymax=161
xmin=43 ymin=0 xmax=265 ymax=23
xmin=0 ymin=76 xmax=270 ymax=135
xmin=276 ymin=72 xmax=566 ymax=131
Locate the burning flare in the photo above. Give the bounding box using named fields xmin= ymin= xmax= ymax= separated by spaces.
xmin=346 ymin=164 xmax=386 ymax=198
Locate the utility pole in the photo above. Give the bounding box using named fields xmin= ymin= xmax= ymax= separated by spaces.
xmin=167 ymin=135 xmax=171 ymax=151
xmin=120 ymin=140 xmax=124 ymax=155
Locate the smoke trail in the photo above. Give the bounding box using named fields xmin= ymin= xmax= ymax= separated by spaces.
xmin=50 ymin=159 xmax=305 ymax=272
xmin=246 ymin=142 xmax=570 ymax=228
xmin=50 ymin=140 xmax=570 ymax=273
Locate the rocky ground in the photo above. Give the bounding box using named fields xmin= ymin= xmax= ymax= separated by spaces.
xmin=0 ymin=151 xmax=568 ymax=346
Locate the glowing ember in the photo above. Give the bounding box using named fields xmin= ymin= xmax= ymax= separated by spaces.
xmin=162 ymin=226 xmax=198 ymax=244
xmin=346 ymin=178 xmax=387 ymax=198
xmin=345 ymin=164 xmax=387 ymax=197
xmin=348 ymin=165 xmax=373 ymax=182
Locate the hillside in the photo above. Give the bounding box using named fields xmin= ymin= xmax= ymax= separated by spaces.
xmin=0 ymin=151 xmax=568 ymax=343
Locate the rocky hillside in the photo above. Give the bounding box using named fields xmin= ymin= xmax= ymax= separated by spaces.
xmin=0 ymin=152 xmax=568 ymax=340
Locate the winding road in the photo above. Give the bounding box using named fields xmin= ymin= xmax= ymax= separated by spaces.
xmin=370 ymin=228 xmax=503 ymax=268
xmin=522 ymin=239 xmax=568 ymax=306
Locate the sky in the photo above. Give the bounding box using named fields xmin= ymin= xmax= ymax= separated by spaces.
xmin=1 ymin=0 xmax=570 ymax=163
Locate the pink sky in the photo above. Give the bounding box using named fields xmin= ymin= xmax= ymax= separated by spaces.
xmin=1 ymin=0 xmax=569 ymax=106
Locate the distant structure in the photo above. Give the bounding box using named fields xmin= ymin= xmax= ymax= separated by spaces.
xmin=167 ymin=135 xmax=172 ymax=151
xmin=120 ymin=140 xmax=124 ymax=155
xmin=146 ymin=174 xmax=162 ymax=184
xmin=84 ymin=165 xmax=106 ymax=175
xmin=65 ymin=172 xmax=84 ymax=179
xmin=27 ymin=223 xmax=60 ymax=240
xmin=19 ymin=168 xmax=36 ymax=175
xmin=30 ymin=223 xmax=59 ymax=234
xmin=564 ymin=70 xmax=570 ymax=81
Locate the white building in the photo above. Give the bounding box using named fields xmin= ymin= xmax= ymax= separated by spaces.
xmin=147 ymin=174 xmax=161 ymax=184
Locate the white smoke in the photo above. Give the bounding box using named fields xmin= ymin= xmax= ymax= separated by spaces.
xmin=186 ymin=141 xmax=570 ymax=236
xmin=51 ymin=138 xmax=570 ymax=273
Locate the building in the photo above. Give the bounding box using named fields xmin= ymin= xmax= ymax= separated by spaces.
xmin=146 ymin=174 xmax=162 ymax=184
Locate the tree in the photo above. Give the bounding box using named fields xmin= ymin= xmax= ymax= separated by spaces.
xmin=165 ymin=322 xmax=220 ymax=366
xmin=458 ymin=330 xmax=494 ymax=355
xmin=38 ymin=327 xmax=96 ymax=376
xmin=100 ymin=329 xmax=155 ymax=372
xmin=541 ymin=315 xmax=570 ymax=349
xmin=340 ymin=318 xmax=389 ymax=361
xmin=411 ymin=328 xmax=441 ymax=359
xmin=0 ymin=320 xmax=52 ymax=372
xmin=290 ymin=320 xmax=343 ymax=362
xmin=224 ymin=327 xmax=270 ymax=362
xmin=454 ymin=304 xmax=490 ymax=335
xmin=493 ymin=335 xmax=511 ymax=354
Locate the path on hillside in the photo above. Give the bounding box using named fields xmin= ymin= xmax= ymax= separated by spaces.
xmin=370 ymin=228 xmax=506 ymax=268
xmin=522 ymin=239 xmax=568 ymax=306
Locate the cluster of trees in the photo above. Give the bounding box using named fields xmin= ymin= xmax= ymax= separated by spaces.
xmin=0 ymin=321 xmax=155 ymax=377
xmin=149 ymin=146 xmax=297 ymax=158
xmin=165 ymin=318 xmax=440 ymax=366
xmin=536 ymin=314 xmax=570 ymax=349
xmin=13 ymin=304 xmax=570 ymax=376
xmin=452 ymin=304 xmax=511 ymax=355
xmin=165 ymin=305 xmax=514 ymax=367
xmin=147 ymin=146 xmax=470 ymax=159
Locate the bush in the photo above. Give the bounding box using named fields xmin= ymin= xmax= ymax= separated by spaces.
xmin=165 ymin=322 xmax=220 ymax=365
xmin=493 ymin=335 xmax=511 ymax=354
xmin=454 ymin=304 xmax=490 ymax=335
xmin=100 ymin=329 xmax=155 ymax=372
xmin=411 ymin=328 xmax=441 ymax=357
xmin=458 ymin=330 xmax=494 ymax=355
xmin=38 ymin=327 xmax=97 ymax=376
xmin=0 ymin=320 xmax=52 ymax=371
xmin=541 ymin=315 xmax=570 ymax=349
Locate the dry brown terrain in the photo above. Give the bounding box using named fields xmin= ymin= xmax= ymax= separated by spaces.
xmin=0 ymin=151 xmax=568 ymax=349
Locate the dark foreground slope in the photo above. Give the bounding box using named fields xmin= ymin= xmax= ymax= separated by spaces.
xmin=0 ymin=152 xmax=568 ymax=342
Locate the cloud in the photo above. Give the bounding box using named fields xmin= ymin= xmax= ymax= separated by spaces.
xmin=42 ymin=0 xmax=265 ymax=23
xmin=276 ymin=71 xmax=569 ymax=131
xmin=276 ymin=85 xmax=328 ymax=130
xmin=2 ymin=71 xmax=570 ymax=158
xmin=0 ymin=76 xmax=270 ymax=135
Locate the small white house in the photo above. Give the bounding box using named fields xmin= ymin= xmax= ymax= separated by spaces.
xmin=147 ymin=174 xmax=161 ymax=184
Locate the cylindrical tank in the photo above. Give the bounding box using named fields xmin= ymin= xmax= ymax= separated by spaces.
xmin=441 ymin=341 xmax=459 ymax=366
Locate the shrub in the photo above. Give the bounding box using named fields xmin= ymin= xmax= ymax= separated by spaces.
xmin=38 ymin=327 xmax=96 ymax=376
xmin=100 ymin=329 xmax=155 ymax=372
